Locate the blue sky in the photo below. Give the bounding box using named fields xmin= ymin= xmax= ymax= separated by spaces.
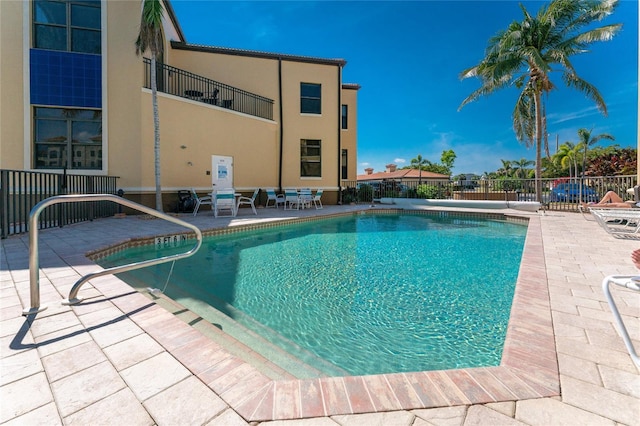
xmin=170 ymin=0 xmax=638 ymax=176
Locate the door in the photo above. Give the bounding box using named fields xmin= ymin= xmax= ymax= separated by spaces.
xmin=212 ymin=155 xmax=234 ymax=189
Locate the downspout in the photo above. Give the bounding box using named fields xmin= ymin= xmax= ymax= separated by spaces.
xmin=337 ymin=65 xmax=343 ymax=204
xmin=278 ymin=58 xmax=284 ymax=193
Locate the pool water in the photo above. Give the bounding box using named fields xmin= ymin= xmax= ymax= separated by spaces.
xmin=100 ymin=213 xmax=527 ymax=376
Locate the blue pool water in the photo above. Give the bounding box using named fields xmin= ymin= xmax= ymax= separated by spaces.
xmin=100 ymin=213 xmax=527 ymax=376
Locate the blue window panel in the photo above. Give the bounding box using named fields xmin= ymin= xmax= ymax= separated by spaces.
xmin=30 ymin=49 xmax=101 ymax=108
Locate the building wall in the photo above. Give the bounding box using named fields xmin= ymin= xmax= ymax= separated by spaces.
xmin=0 ymin=0 xmax=358 ymax=207
xmin=0 ymin=0 xmax=27 ymax=169
xmin=341 ymin=86 xmax=359 ymax=182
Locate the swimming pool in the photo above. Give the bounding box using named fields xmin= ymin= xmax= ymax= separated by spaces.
xmin=99 ymin=212 xmax=527 ymax=376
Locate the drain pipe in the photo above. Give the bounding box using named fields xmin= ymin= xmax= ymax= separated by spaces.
xmin=277 ymin=57 xmax=284 ymax=193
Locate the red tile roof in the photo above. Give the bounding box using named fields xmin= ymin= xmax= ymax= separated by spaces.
xmin=357 ymin=169 xmax=449 ymax=181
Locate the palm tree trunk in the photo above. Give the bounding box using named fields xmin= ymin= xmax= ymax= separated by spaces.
xmin=533 ymin=90 xmax=543 ymax=203
xmin=150 ymin=55 xmax=163 ymax=211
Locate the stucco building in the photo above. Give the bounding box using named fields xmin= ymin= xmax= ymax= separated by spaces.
xmin=0 ymin=0 xmax=359 ymax=209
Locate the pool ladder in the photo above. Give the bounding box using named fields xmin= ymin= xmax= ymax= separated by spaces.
xmin=23 ymin=194 xmax=203 ymax=315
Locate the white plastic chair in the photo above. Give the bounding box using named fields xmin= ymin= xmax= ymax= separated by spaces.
xmin=299 ymin=188 xmax=312 ymax=209
xmin=214 ymin=189 xmax=237 ymax=217
xmin=191 ymin=188 xmax=213 ymax=216
xmin=312 ymin=189 xmax=323 ymax=209
xmin=237 ymin=188 xmax=258 ymax=215
xmin=265 ymin=188 xmax=285 ymax=208
xmin=284 ymin=188 xmax=301 ymax=210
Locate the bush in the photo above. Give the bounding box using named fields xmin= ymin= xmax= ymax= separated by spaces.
xmin=417 ymin=184 xmax=447 ymax=199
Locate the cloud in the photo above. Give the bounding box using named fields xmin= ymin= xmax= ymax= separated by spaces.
xmin=360 ymin=162 xmax=370 ymax=167
xmin=548 ymin=106 xmax=601 ymax=125
xmin=394 ymin=158 xmax=406 ymax=164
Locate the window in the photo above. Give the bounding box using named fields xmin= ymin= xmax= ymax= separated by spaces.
xmin=300 ymin=139 xmax=321 ymax=177
xmin=341 ymin=149 xmax=348 ymax=180
xmin=33 ymin=0 xmax=101 ymax=54
xmin=341 ymin=105 xmax=348 ymax=129
xmin=300 ymin=83 xmax=321 ymax=114
xmin=34 ymin=107 xmax=102 ymax=169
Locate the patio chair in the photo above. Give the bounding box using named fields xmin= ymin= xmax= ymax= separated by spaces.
xmin=602 ymin=275 xmax=640 ymax=368
xmin=214 ymin=189 xmax=237 ymax=218
xmin=299 ymin=188 xmax=313 ymax=209
xmin=191 ymin=188 xmax=213 ymax=216
xmin=284 ymin=188 xmax=301 ymax=210
xmin=265 ymin=188 xmax=285 ymax=208
xmin=237 ymin=188 xmax=258 ymax=215
xmin=312 ymin=189 xmax=324 ymax=209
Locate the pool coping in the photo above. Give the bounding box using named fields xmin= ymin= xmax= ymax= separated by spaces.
xmin=85 ymin=209 xmax=559 ymax=421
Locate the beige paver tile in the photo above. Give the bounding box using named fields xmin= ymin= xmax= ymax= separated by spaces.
xmin=63 ymin=388 xmax=153 ymax=425
xmin=0 ymin=347 xmax=44 ymax=385
xmin=331 ymin=411 xmax=415 ymax=426
xmin=515 ymin=397 xmax=615 ymax=426
xmin=50 ymin=360 xmax=126 ymax=417
xmin=598 ymin=364 xmax=640 ymax=398
xmin=42 ymin=340 xmax=107 ymax=382
xmin=102 ymin=332 xmax=164 ymax=371
xmin=484 ymin=401 xmax=515 ymax=418
xmin=28 ymin=311 xmax=82 ymax=338
xmin=205 ymin=408 xmax=250 ymax=425
xmin=412 ymin=405 xmax=467 ymax=426
xmin=0 ymin=316 xmax=30 ymax=339
xmin=0 ymin=330 xmax=35 ymax=358
xmin=143 ymin=376 xmax=227 ymax=425
xmin=556 ymin=353 xmax=602 ymax=385
xmin=259 ymin=418 xmax=340 ymax=426
xmin=0 ymin=372 xmax=54 ymax=423
xmin=34 ymin=323 xmax=93 ymax=358
xmin=464 ymin=404 xmax=525 ymax=425
xmin=560 ymin=375 xmax=639 ymax=425
xmin=1 ymin=402 xmax=62 ymax=426
xmin=120 ymin=351 xmax=191 ymax=401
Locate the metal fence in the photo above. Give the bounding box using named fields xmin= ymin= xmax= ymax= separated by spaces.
xmin=1 ymin=169 xmax=119 ymax=238
xmin=143 ymin=58 xmax=274 ymax=121
xmin=342 ymin=175 xmax=638 ymax=211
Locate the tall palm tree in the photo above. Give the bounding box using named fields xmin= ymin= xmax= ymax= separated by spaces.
xmin=512 ymin=158 xmax=534 ymax=179
xmin=459 ymin=0 xmax=621 ymax=202
xmin=498 ymin=159 xmax=513 ymax=178
xmin=411 ymin=154 xmax=428 ymax=184
xmin=554 ymin=142 xmax=582 ymax=179
xmin=136 ymin=0 xmax=165 ymax=211
xmin=577 ymin=128 xmax=615 ymax=176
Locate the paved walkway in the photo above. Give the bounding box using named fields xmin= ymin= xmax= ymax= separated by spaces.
xmin=1 ymin=205 xmax=638 ymax=425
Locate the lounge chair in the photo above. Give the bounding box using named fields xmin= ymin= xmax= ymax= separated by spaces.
xmin=284 ymin=188 xmax=301 ymax=210
xmin=237 ymin=188 xmax=258 ymax=215
xmin=191 ymin=188 xmax=213 ymax=216
xmin=312 ymin=189 xmax=323 ymax=209
xmin=265 ymin=188 xmax=285 ymax=208
xmin=214 ymin=189 xmax=237 ymax=217
xmin=299 ymin=188 xmax=313 ymax=209
xmin=602 ymin=275 xmax=640 ymax=368
xmin=589 ymin=208 xmax=640 ymax=236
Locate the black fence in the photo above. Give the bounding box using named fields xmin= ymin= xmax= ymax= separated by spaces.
xmin=342 ymin=175 xmax=638 ymax=211
xmin=1 ymin=169 xmax=119 ymax=238
xmin=143 ymin=58 xmax=274 ymax=121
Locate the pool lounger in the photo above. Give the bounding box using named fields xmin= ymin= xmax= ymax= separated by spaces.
xmin=588 ymin=208 xmax=640 ymax=236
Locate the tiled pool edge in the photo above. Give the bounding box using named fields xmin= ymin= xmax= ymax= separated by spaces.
xmin=86 ymin=211 xmax=559 ymax=421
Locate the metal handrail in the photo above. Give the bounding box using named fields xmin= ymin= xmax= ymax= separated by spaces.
xmin=23 ymin=194 xmax=203 ymax=315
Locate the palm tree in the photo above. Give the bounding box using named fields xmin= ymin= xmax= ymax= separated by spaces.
xmin=459 ymin=0 xmax=621 ymax=202
xmin=411 ymin=154 xmax=428 ymax=185
xmin=554 ymin=142 xmax=582 ymax=179
xmin=498 ymin=159 xmax=513 ymax=178
xmin=577 ymin=128 xmax=615 ymax=176
xmin=512 ymin=158 xmax=534 ymax=179
xmin=136 ymin=0 xmax=165 ymax=211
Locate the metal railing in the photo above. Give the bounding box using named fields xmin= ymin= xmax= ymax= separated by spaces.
xmin=1 ymin=169 xmax=119 ymax=238
xmin=342 ymin=175 xmax=638 ymax=211
xmin=144 ymin=58 xmax=274 ymax=120
xmin=24 ymin=194 xmax=203 ymax=315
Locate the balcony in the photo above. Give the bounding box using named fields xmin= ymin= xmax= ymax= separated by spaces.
xmin=143 ymin=58 xmax=274 ymax=120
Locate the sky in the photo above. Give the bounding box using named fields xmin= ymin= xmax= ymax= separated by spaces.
xmin=170 ymin=0 xmax=638 ymax=176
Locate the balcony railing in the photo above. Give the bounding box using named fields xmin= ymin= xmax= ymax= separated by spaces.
xmin=143 ymin=58 xmax=274 ymax=121
xmin=342 ymin=175 xmax=638 ymax=212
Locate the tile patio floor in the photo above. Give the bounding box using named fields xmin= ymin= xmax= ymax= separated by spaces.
xmin=1 ymin=204 xmax=639 ymax=425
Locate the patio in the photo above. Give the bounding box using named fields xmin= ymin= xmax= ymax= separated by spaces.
xmin=1 ymin=204 xmax=639 ymax=425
